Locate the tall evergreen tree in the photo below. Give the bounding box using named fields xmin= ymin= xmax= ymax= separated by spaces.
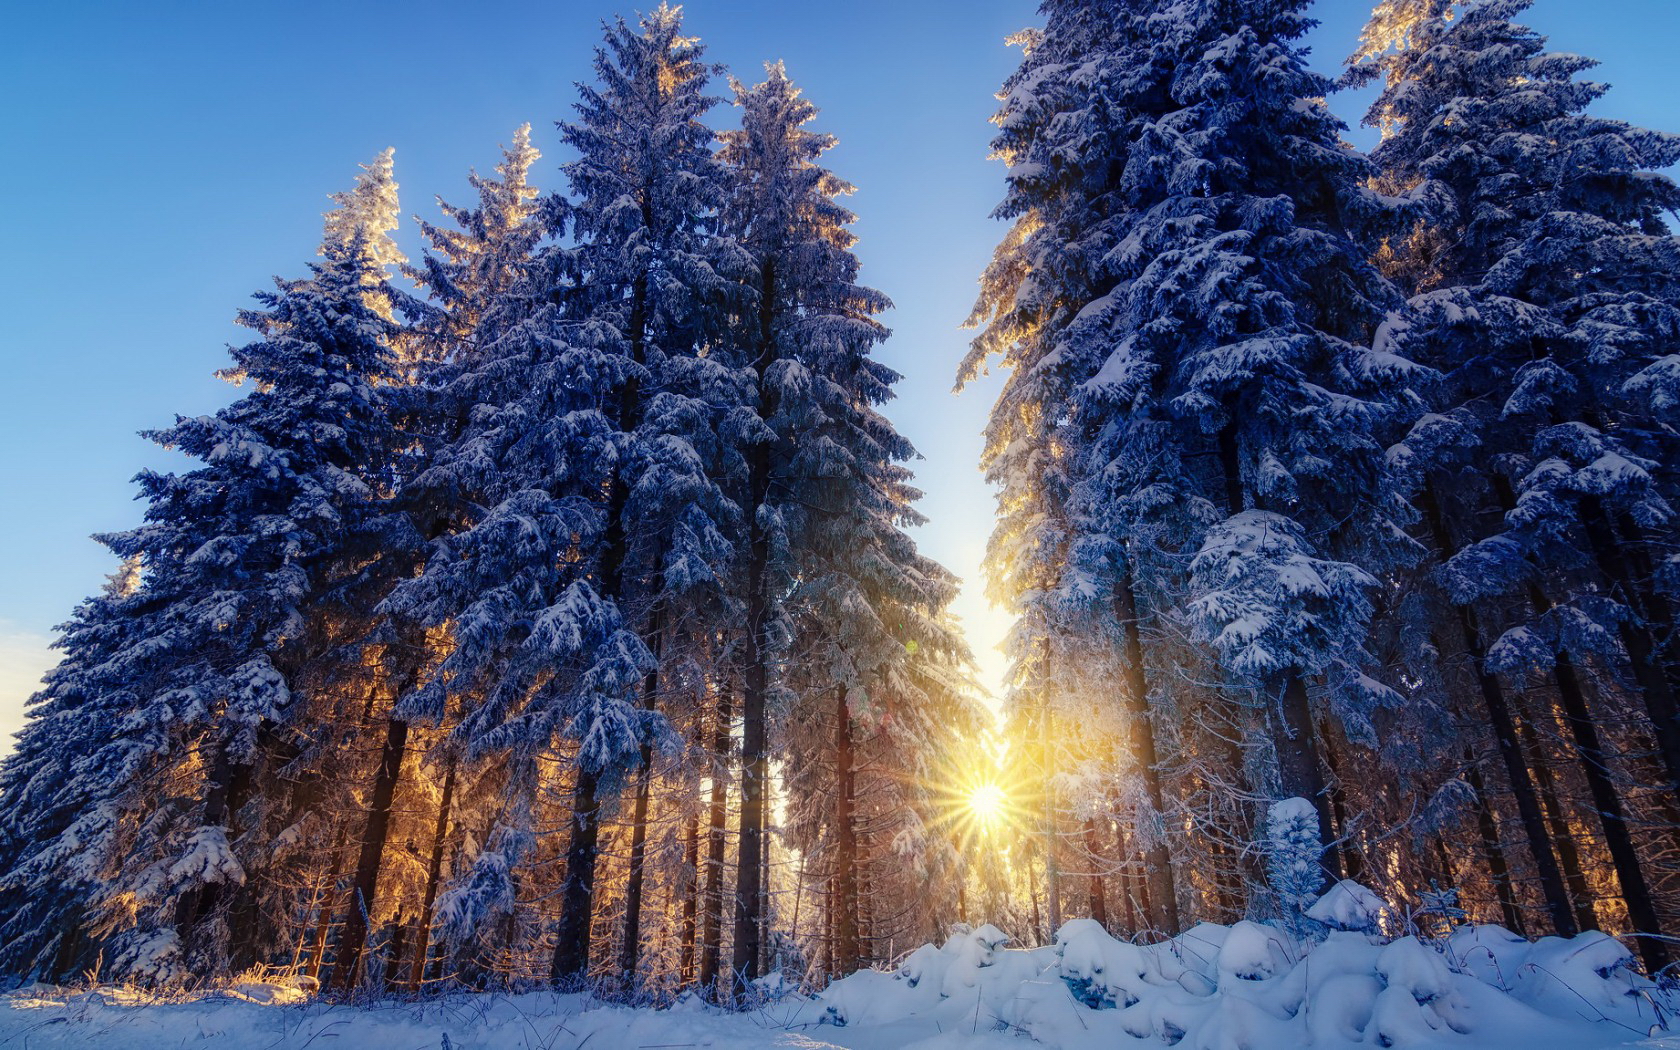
xmin=722 ymin=61 xmax=980 ymax=994
xmin=0 ymin=152 xmax=411 ymax=982
xmin=545 ymin=3 xmax=743 ymax=986
xmin=968 ymin=0 xmax=1423 ymax=911
xmin=1351 ymin=0 xmax=1680 ymax=963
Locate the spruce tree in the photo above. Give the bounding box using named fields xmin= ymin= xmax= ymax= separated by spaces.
xmin=0 ymin=152 xmax=411 ymax=982
xmin=969 ymin=0 xmax=1423 ymax=909
xmin=723 ymin=61 xmax=979 ymax=992
xmin=545 ymin=3 xmax=742 ymax=986
xmin=1352 ymin=0 xmax=1680 ymax=962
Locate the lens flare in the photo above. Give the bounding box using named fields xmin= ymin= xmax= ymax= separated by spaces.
xmin=967 ymin=781 xmax=1008 ymax=826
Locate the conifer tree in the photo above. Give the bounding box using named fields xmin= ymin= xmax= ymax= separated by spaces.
xmin=722 ymin=61 xmax=979 ymax=994
xmin=545 ymin=3 xmax=742 ymax=986
xmin=968 ymin=0 xmax=1421 ymax=914
xmin=0 ymin=152 xmax=411 ymax=982
xmin=1352 ymin=0 xmax=1680 ymax=963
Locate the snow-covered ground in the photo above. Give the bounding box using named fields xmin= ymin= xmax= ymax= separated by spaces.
xmin=2 ymin=917 xmax=1675 ymax=1050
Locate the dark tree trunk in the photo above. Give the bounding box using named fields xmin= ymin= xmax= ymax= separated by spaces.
xmin=408 ymin=756 xmax=456 ymax=992
xmin=330 ymin=715 xmax=410 ymax=991
xmin=731 ymin=259 xmax=779 ymax=1002
xmin=1551 ymin=652 xmax=1671 ymax=972
xmin=1513 ymin=706 xmax=1599 ymax=933
xmin=698 ymin=685 xmax=732 ymax=995
xmin=1084 ymin=821 xmax=1109 ymax=929
xmin=1272 ymin=675 xmax=1342 ymax=883
xmin=1582 ymin=503 xmax=1680 ymax=796
xmin=1322 ymin=732 xmax=1362 ymax=882
xmin=1466 ymin=759 xmax=1525 ymax=934
xmin=385 ymin=915 xmax=409 ymax=991
xmin=831 ymin=685 xmax=861 ymax=978
xmin=551 ymin=768 xmax=601 ymax=985
xmin=617 ymin=612 xmax=666 ymax=987
xmin=1468 ymin=637 xmax=1576 ymax=935
xmin=1422 ymin=490 xmax=1577 ymax=935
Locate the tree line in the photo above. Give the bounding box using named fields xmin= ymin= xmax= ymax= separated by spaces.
xmin=5 ymin=0 xmax=1680 ymax=1000
xmin=0 ymin=5 xmax=984 ymax=999
xmin=964 ymin=0 xmax=1680 ymax=975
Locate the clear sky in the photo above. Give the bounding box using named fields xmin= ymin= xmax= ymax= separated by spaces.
xmin=1 ymin=1 xmax=1676 ymax=746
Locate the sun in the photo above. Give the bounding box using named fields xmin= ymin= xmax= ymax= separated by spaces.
xmin=966 ymin=781 xmax=1009 ymax=828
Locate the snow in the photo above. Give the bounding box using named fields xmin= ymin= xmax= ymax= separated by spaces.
xmin=1309 ymin=880 xmax=1391 ymax=932
xmin=4 ymin=918 xmax=1672 ymax=1050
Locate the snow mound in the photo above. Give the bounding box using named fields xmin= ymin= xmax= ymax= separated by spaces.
xmin=1310 ymin=878 xmax=1391 ymax=931
xmin=0 ymin=919 xmax=1671 ymax=1050
xmin=801 ymin=915 xmax=1672 ymax=1049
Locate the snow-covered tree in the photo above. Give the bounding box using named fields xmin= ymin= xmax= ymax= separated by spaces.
xmin=541 ymin=3 xmax=744 ymax=987
xmin=1351 ymin=0 xmax=1680 ymax=963
xmin=721 ymin=61 xmax=982 ymax=988
xmin=0 ymin=152 xmax=412 ymax=982
xmin=960 ymin=0 xmax=1186 ymax=935
xmin=967 ymin=0 xmax=1421 ymax=918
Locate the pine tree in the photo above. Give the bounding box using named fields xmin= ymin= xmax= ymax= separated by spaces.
xmin=967 ymin=0 xmax=1421 ymax=919
xmin=1352 ymin=0 xmax=1680 ymax=963
xmin=0 ymin=152 xmax=412 ymax=982
xmin=544 ymin=3 xmax=742 ymax=986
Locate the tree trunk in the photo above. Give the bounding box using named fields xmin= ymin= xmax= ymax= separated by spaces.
xmin=385 ymin=915 xmax=409 ymax=991
xmin=1422 ymin=490 xmax=1577 ymax=935
xmin=1468 ymin=636 xmax=1576 ymax=935
xmin=1321 ymin=732 xmax=1362 ymax=882
xmin=1582 ymin=503 xmax=1680 ymax=795
xmin=408 ymin=756 xmax=456 ymax=992
xmin=1513 ymin=705 xmax=1598 ymax=934
xmin=1466 ymin=759 xmax=1525 ymax=934
xmin=329 ymin=715 xmax=410 ymax=991
xmin=680 ymin=811 xmax=699 ymax=986
xmin=831 ymin=685 xmax=861 ymax=978
xmin=617 ymin=612 xmax=665 ymax=988
xmin=698 ymin=684 xmax=732 ymax=994
xmin=551 ymin=767 xmax=601 ymax=985
xmin=1551 ymin=652 xmax=1671 ymax=972
xmin=1084 ymin=821 xmax=1109 ymax=928
xmin=1273 ymin=674 xmax=1341 ymax=883
xmin=1114 ymin=582 xmax=1180 ymax=933
xmin=731 ymin=258 xmax=779 ymax=1002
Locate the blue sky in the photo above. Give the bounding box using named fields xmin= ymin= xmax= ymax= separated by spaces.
xmin=1 ymin=1 xmax=1676 ymax=742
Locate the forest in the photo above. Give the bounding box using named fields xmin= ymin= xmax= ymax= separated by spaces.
xmin=1 ymin=0 xmax=1678 ymax=1019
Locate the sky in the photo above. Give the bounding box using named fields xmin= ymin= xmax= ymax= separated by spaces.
xmin=1 ymin=1 xmax=1677 ymax=749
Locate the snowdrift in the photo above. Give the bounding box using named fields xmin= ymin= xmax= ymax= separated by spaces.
xmin=0 ymin=914 xmax=1674 ymax=1050
xmin=807 ymin=916 xmax=1675 ymax=1049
